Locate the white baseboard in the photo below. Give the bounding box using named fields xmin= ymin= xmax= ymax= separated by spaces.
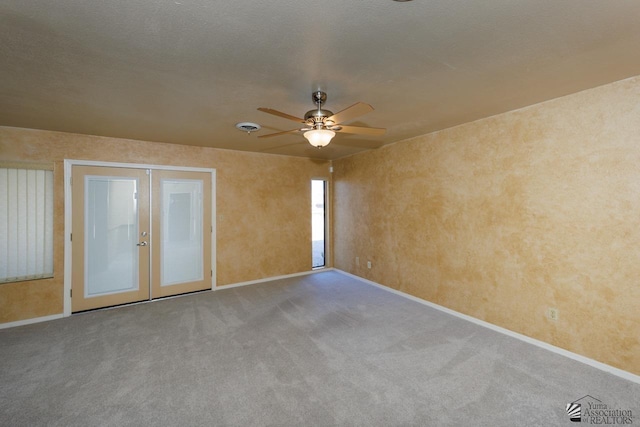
xmin=0 ymin=313 xmax=64 ymax=330
xmin=0 ymin=269 xmax=334 ymax=329
xmin=336 ymin=269 xmax=640 ymax=385
xmin=217 ymin=267 xmax=334 ymax=290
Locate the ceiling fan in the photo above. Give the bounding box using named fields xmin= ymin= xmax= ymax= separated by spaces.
xmin=257 ymin=91 xmax=385 ymax=148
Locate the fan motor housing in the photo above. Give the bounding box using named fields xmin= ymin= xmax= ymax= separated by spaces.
xmin=304 ymin=109 xmax=333 ymax=125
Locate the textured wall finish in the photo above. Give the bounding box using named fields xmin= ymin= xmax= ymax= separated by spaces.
xmin=0 ymin=127 xmax=330 ymax=323
xmin=333 ymin=76 xmax=640 ymax=376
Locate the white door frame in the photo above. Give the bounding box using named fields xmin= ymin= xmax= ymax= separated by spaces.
xmin=63 ymin=159 xmax=216 ymax=317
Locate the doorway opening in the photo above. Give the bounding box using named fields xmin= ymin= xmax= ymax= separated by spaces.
xmin=312 ymin=179 xmax=326 ymax=268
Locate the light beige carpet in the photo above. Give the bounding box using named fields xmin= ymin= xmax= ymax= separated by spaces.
xmin=1 ymin=271 xmax=638 ymax=426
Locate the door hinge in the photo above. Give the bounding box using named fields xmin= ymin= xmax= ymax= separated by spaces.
xmin=70 ymin=289 xmax=72 ymax=297
xmin=70 ymin=233 xmax=72 ymax=242
xmin=211 ymin=270 xmax=213 ymax=277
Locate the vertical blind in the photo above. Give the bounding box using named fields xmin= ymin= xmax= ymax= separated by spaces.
xmin=0 ymin=164 xmax=54 ymax=283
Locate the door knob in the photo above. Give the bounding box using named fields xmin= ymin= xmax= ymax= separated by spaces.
xmin=137 ymin=241 xmax=148 ymax=246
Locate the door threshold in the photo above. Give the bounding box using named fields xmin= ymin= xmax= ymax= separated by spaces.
xmin=72 ymin=288 xmax=213 ymax=315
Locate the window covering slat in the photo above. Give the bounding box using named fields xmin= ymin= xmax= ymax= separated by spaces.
xmin=0 ymin=167 xmax=54 ymax=283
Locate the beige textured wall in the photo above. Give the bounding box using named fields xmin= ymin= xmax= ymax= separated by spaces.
xmin=0 ymin=127 xmax=330 ymax=323
xmin=333 ymin=76 xmax=640 ymax=375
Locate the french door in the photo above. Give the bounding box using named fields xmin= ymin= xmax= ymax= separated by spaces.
xmin=151 ymin=169 xmax=212 ymax=298
xmin=71 ymin=165 xmax=212 ymax=312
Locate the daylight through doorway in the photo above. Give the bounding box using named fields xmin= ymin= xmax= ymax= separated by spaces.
xmin=311 ymin=180 xmax=326 ymax=268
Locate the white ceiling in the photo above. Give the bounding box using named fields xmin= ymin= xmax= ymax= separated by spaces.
xmin=1 ymin=1 xmax=640 ymax=160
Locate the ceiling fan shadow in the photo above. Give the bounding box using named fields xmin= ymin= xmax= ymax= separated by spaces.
xmin=260 ymin=141 xmax=345 ymax=160
xmin=331 ymin=139 xmax=386 ymax=149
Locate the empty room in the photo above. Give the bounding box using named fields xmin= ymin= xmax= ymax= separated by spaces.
xmin=1 ymin=1 xmax=639 ymax=425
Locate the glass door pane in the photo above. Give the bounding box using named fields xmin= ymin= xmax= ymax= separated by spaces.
xmin=160 ymin=179 xmax=203 ymax=286
xmin=85 ymin=177 xmax=139 ymax=296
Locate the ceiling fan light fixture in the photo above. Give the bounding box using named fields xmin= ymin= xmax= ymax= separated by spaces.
xmin=304 ymin=129 xmax=335 ymax=148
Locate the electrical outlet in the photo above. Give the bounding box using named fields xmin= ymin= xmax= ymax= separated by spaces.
xmin=356 ymin=257 xmax=359 ymax=267
xmin=548 ymin=307 xmax=559 ymax=321
xmin=367 ymin=261 xmax=372 ymax=269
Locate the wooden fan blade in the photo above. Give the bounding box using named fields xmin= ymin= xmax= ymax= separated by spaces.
xmin=257 ymin=108 xmax=306 ymax=123
xmin=326 ymin=102 xmax=374 ymax=125
xmin=257 ymin=128 xmax=301 ymax=138
xmin=335 ymin=125 xmax=386 ymax=136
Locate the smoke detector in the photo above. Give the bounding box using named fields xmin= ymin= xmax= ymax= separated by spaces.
xmin=235 ymin=122 xmax=261 ymax=134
